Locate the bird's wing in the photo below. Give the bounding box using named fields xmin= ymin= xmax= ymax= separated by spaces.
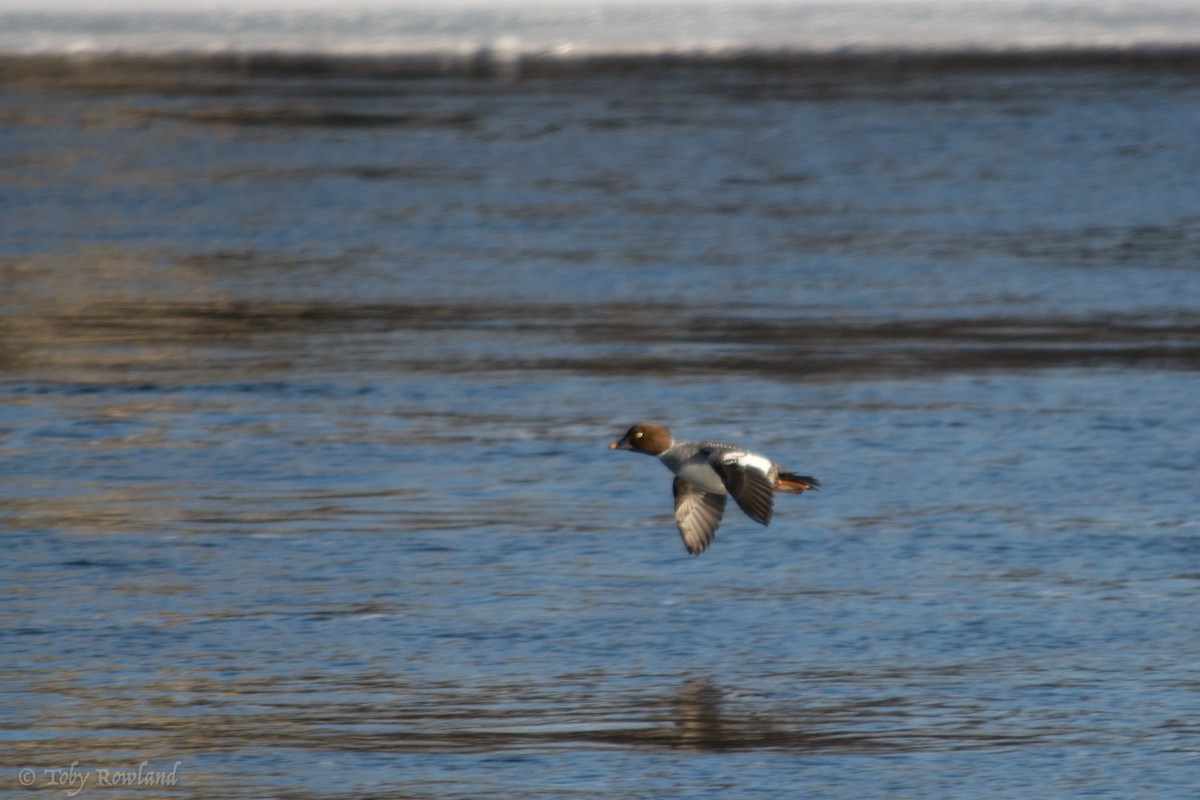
xmin=711 ymin=457 xmax=775 ymax=526
xmin=673 ymin=477 xmax=727 ymax=555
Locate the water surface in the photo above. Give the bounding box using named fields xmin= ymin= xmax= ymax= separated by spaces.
xmin=2 ymin=52 xmax=1200 ymax=798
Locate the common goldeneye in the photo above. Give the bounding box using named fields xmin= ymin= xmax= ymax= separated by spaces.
xmin=610 ymin=421 xmax=819 ymax=556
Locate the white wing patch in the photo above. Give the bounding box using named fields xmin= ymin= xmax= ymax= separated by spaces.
xmin=719 ymin=451 xmax=773 ymax=475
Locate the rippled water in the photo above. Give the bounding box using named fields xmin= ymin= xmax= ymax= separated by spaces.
xmin=3 ymin=53 xmax=1200 ymax=798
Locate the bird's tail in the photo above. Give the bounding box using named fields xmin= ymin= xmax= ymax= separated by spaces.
xmin=775 ymin=471 xmax=819 ymax=494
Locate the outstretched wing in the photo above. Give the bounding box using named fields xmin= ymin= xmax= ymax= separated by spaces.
xmin=673 ymin=477 xmax=727 ymax=555
xmin=711 ymin=458 xmax=775 ymax=526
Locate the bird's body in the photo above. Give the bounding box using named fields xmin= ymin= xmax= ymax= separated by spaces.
xmin=610 ymin=422 xmax=818 ymax=555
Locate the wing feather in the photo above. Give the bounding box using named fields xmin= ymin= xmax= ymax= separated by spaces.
xmin=711 ymin=459 xmax=775 ymax=526
xmin=673 ymin=477 xmax=727 ymax=555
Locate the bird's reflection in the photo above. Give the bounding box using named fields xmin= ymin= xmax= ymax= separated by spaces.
xmin=661 ymin=675 xmax=880 ymax=752
xmin=671 ymin=676 xmax=729 ymax=748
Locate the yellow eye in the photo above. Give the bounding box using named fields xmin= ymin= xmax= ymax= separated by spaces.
xmin=634 ymin=430 xmax=643 ymax=439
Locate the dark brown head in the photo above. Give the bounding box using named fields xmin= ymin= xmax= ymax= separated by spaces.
xmin=609 ymin=422 xmax=673 ymax=456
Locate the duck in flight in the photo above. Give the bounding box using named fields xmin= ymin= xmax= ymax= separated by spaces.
xmin=610 ymin=422 xmax=819 ymax=555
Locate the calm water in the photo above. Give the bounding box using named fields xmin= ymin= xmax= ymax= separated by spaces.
xmin=3 ymin=52 xmax=1200 ymax=798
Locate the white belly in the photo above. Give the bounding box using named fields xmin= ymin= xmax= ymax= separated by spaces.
xmin=675 ymin=460 xmax=728 ymax=494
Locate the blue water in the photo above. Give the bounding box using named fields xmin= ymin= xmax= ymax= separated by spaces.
xmin=3 ymin=52 xmax=1200 ymax=797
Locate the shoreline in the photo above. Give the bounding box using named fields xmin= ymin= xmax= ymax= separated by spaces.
xmin=5 ymin=46 xmax=1200 ymax=88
